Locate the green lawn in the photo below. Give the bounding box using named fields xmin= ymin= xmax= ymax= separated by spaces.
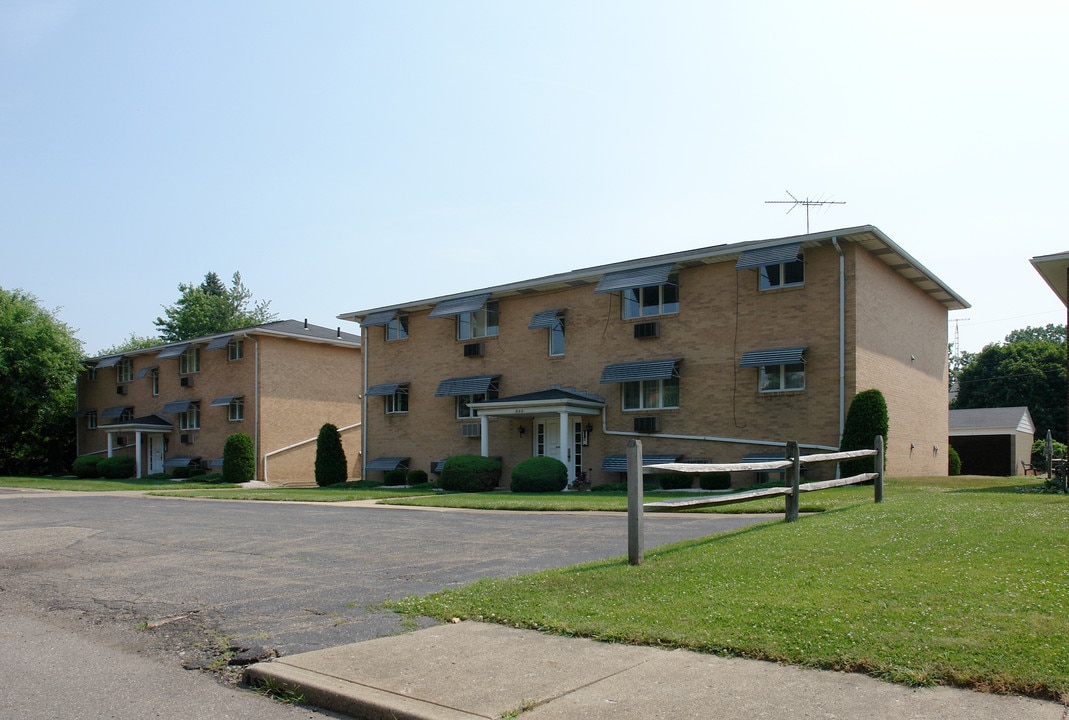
xmin=389 ymin=476 xmax=1069 ymax=701
xmin=150 ymin=481 xmax=437 ymax=502
xmin=0 ymin=476 xmax=239 ymax=491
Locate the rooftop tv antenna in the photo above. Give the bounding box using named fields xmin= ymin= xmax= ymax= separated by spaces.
xmin=765 ymin=191 xmax=845 ymax=232
xmin=952 ymin=317 xmax=971 ymax=361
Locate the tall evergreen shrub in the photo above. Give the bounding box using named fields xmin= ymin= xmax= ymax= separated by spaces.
xmin=314 ymin=423 xmax=348 ymax=487
xmin=222 ymin=433 xmax=255 ymax=483
xmin=839 ymin=389 xmax=889 ymax=478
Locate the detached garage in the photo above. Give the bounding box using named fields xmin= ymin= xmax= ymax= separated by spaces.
xmin=949 ymin=407 xmax=1035 ymax=476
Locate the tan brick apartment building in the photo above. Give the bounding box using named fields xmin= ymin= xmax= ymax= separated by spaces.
xmin=340 ymin=226 xmax=968 ymax=486
xmin=77 ymin=320 xmax=362 ymax=484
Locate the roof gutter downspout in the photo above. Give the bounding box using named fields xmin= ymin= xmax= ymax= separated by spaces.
xmin=599 ymin=408 xmax=837 ymax=452
xmin=831 ymin=237 xmax=846 ymax=476
xmin=361 ymin=324 xmax=368 ymax=481
xmin=255 ymin=336 xmax=261 ymax=480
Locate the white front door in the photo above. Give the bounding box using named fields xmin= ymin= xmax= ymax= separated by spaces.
xmin=535 ymin=420 xmax=583 ymax=480
xmin=147 ymin=434 xmax=165 ymax=475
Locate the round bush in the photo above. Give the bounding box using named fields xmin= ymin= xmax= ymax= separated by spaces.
xmin=97 ymin=455 xmax=136 ymax=479
xmin=72 ymin=455 xmax=99 ymax=478
xmin=653 ymin=473 xmax=693 ymax=490
xmin=698 ymin=472 xmax=732 ymax=490
xmin=407 ymin=469 xmax=428 ymax=485
xmin=947 ymin=445 xmax=962 ymax=476
xmin=510 ymin=456 xmax=568 ymax=492
xmin=222 ymin=433 xmax=255 ymax=483
xmin=440 ymin=455 xmax=502 ymax=492
xmin=383 ymin=469 xmax=407 ymax=486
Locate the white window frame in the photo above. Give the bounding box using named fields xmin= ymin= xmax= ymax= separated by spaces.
xmin=457 ymin=302 xmax=499 ymax=341
xmin=86 ymin=411 xmax=97 ymax=430
xmin=179 ymin=347 xmax=200 ymax=374
xmin=228 ymin=339 xmax=244 ymax=361
xmin=548 ymin=314 xmax=565 ymax=357
xmin=622 ymin=375 xmax=680 ymax=411
xmin=457 ymin=382 xmax=499 ymax=419
xmin=119 ymin=408 xmax=134 ymax=422
xmin=86 ymin=367 xmax=97 ymax=381
xmin=385 ymin=386 xmax=409 ymax=414
xmin=228 ymin=397 xmax=244 ymax=422
xmin=180 ymin=402 xmax=200 ymax=430
xmin=622 ymin=274 xmax=679 ymax=320
xmin=116 ymin=359 xmax=133 ymax=383
xmin=759 ymin=255 xmax=805 ymax=290
xmin=759 ymin=363 xmax=806 ymax=393
xmin=151 ymin=369 xmax=159 ymax=397
xmin=386 ymin=316 xmax=409 ymax=342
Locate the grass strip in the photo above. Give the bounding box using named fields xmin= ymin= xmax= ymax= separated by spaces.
xmin=0 ymin=476 xmax=238 ymax=491
xmin=389 ymin=477 xmax=1069 ymax=700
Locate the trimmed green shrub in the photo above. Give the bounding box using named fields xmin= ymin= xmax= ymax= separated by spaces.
xmin=72 ymin=455 xmax=99 ymax=478
xmin=948 ymin=445 xmax=962 ymax=476
xmin=314 ymin=423 xmax=348 ymax=487
xmin=222 ymin=433 xmax=255 ymax=483
xmin=172 ymin=466 xmax=191 ymax=478
xmin=188 ymin=466 xmax=206 ymax=478
xmin=384 ymin=469 xmax=407 ymax=486
xmin=97 ymin=455 xmax=136 ymax=479
xmin=699 ymin=472 xmax=732 ymax=490
xmin=440 ymin=455 xmax=502 ymax=492
xmin=407 ymin=469 xmax=428 ymax=485
xmin=839 ymin=389 xmax=889 ymax=479
xmin=652 ymin=473 xmax=693 ymax=490
xmin=510 ymin=456 xmax=568 ymax=492
xmin=590 ymin=481 xmax=659 ymax=492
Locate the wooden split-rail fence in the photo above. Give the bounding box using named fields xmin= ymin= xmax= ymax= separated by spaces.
xmin=625 ymin=437 xmax=884 ymax=565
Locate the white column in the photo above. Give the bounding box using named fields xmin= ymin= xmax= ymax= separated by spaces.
xmin=106 ymin=433 xmax=114 ymax=458
xmin=558 ymin=411 xmax=570 ymax=468
xmin=480 ymin=415 xmax=489 ymax=457
xmin=134 ymin=431 xmax=143 ymax=479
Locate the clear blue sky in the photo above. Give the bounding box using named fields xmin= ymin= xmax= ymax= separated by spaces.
xmin=2 ymin=1 xmax=1066 ymax=356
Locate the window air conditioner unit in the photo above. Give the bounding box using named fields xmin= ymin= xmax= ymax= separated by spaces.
xmin=116 ymin=385 xmax=127 ymax=395
xmin=180 ymin=434 xmax=194 ymax=444
xmin=634 ymin=416 xmax=660 ymax=434
xmin=461 ymin=422 xmax=481 ymax=437
xmin=634 ymin=321 xmax=660 ymax=339
xmin=180 ymin=376 xmax=193 ymax=387
xmin=463 ymin=342 xmax=484 ymax=358
xmin=115 ymin=436 xmax=126 ymax=447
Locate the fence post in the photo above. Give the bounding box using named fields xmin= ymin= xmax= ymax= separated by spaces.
xmin=627 ymin=439 xmax=644 ymax=565
xmin=785 ymin=440 xmax=800 ymax=521
xmin=874 ymin=434 xmax=884 ymax=503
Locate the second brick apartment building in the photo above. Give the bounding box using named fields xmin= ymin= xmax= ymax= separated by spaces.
xmin=341 ymin=225 xmax=968 ymax=486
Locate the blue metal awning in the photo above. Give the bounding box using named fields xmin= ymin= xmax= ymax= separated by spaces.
xmin=366 ymin=382 xmax=406 ymax=396
xmin=156 ymin=343 xmax=190 ymax=359
xmin=739 ymin=347 xmax=806 ymax=367
xmin=101 ymin=406 xmax=130 ymax=420
xmin=164 ymin=456 xmax=197 ymax=468
xmin=736 ymin=243 xmax=801 ymax=270
xmin=601 ymin=454 xmax=681 ymax=472
xmin=435 ymin=375 xmax=498 ymax=397
xmin=594 ymin=264 xmax=674 ymax=294
xmin=209 ymin=395 xmax=239 ymax=407
xmin=135 ymin=365 xmax=157 ymax=380
xmin=94 ymin=355 xmax=123 ymax=368
xmin=428 ymin=294 xmax=490 ymax=318
xmin=360 ymin=309 xmax=399 ymax=327
xmin=528 ymin=309 xmax=563 ymax=329
xmin=204 ymin=335 xmax=233 ymax=351
xmin=210 ymin=457 xmax=225 ymax=468
xmin=431 ymin=458 xmax=448 ymax=474
xmin=600 ymin=358 xmax=681 ymax=384
xmin=161 ymin=400 xmax=196 ymax=414
xmin=366 ymin=456 xmax=409 ymax=471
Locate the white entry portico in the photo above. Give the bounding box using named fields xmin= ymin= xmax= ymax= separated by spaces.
xmin=466 ymin=387 xmax=604 ymax=479
xmin=100 ymin=414 xmax=174 ymax=479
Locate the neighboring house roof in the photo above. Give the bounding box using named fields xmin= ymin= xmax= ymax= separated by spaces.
xmin=340 ymin=225 xmax=970 ymax=323
xmin=1029 ymin=250 xmax=1069 ymax=306
xmin=86 ymin=319 xmax=360 ymax=364
xmin=949 ymin=407 xmax=1035 ymax=436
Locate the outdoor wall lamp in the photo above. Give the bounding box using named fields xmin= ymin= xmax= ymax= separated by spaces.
xmin=582 ymin=423 xmax=593 ymax=446
xmin=518 ymin=425 xmax=525 ymax=438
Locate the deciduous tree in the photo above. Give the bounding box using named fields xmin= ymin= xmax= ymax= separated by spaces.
xmin=155 ymin=272 xmax=276 ymax=342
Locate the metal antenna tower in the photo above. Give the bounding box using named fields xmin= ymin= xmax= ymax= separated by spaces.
xmin=952 ymin=317 xmax=971 ymax=361
xmin=765 ymin=191 xmax=845 ymax=232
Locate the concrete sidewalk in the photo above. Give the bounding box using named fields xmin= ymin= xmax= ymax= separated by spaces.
xmin=244 ymin=622 xmax=1065 ymax=720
